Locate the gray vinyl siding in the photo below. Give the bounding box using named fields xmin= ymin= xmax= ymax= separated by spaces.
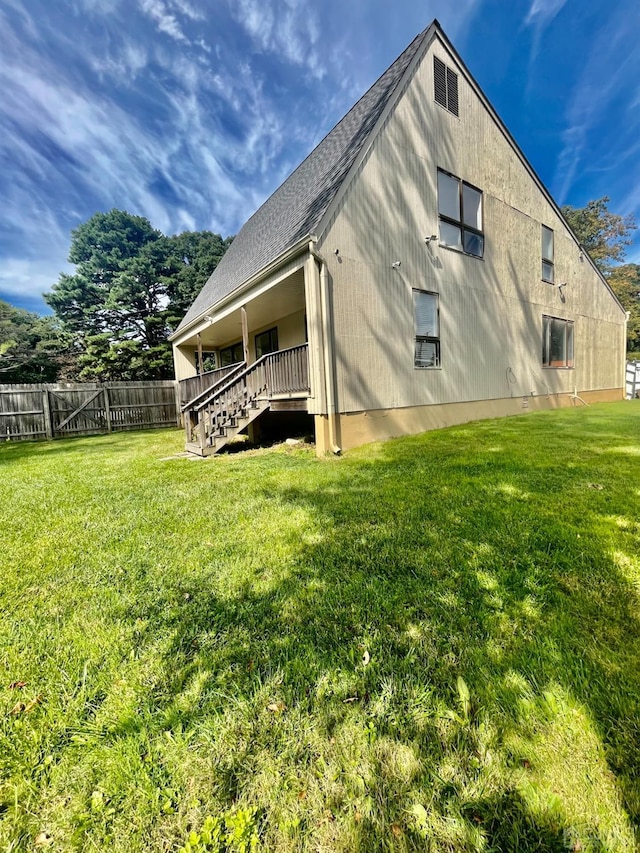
xmin=318 ymin=38 xmax=625 ymax=414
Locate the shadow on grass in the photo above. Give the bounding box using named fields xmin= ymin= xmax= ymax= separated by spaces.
xmin=128 ymin=409 xmax=640 ymax=849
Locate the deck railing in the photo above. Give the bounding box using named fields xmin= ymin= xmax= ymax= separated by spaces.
xmin=263 ymin=344 xmax=310 ymax=395
xmin=178 ymin=363 xmax=243 ymax=408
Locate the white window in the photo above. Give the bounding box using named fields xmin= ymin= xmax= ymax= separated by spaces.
xmin=437 ymin=170 xmax=484 ymax=258
xmin=542 ymin=225 xmax=554 ymax=283
xmin=414 ymin=290 xmax=440 ymax=368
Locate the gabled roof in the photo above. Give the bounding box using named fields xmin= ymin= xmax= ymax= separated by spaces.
xmin=175 ymin=18 xmax=626 ymax=339
xmin=174 ymin=25 xmax=432 ymax=335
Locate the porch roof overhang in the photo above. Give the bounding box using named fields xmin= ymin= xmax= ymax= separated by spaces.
xmin=169 ymin=235 xmax=312 ymax=348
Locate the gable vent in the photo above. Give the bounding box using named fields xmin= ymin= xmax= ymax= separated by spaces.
xmin=434 ymin=56 xmax=447 ymax=108
xmin=434 ymin=56 xmax=459 ymax=117
xmin=446 ymin=66 xmax=459 ymax=116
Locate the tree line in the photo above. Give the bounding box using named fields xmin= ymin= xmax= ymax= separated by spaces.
xmin=562 ymin=198 xmax=639 ymax=354
xmin=1 ymin=210 xmax=232 ymax=383
xmin=0 ymin=199 xmax=638 ymax=385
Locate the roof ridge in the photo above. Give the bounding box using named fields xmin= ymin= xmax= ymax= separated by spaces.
xmin=243 ymin=27 xmax=430 ymax=231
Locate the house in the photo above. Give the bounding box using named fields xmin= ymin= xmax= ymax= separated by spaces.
xmin=171 ymin=20 xmax=627 ymax=457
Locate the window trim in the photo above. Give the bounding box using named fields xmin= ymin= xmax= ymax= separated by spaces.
xmin=542 ymin=314 xmax=574 ymax=369
xmin=413 ymin=289 xmax=441 ymax=369
xmin=542 ymin=225 xmax=554 ymax=284
xmin=437 ymin=169 xmax=484 ymax=258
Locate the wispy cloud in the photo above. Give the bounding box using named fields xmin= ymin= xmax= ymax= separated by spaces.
xmin=91 ymin=40 xmax=149 ymax=82
xmin=168 ymin=0 xmax=204 ymax=21
xmin=230 ymin=0 xmax=326 ymax=80
xmin=0 ymin=0 xmax=299 ymax=303
xmin=0 ymin=257 xmax=72 ymax=304
xmin=138 ymin=0 xmax=189 ymax=43
xmin=525 ymin=0 xmax=568 ymax=26
xmin=552 ymin=9 xmax=640 ymax=207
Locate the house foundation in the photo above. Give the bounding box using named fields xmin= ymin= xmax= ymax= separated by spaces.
xmin=314 ymin=388 xmax=623 ymax=455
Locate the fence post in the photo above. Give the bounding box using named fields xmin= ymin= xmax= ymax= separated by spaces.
xmin=42 ymin=389 xmax=53 ymax=440
xmin=103 ymin=386 xmax=112 ymax=433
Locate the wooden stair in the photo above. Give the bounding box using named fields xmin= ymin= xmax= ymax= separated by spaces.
xmin=186 ymin=399 xmax=269 ymax=456
xmin=181 ymin=344 xmax=310 ymax=457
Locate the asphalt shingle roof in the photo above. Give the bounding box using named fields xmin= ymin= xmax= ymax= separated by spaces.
xmin=175 ymin=27 xmax=429 ymax=334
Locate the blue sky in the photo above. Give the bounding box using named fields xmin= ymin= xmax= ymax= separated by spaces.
xmin=1 ymin=0 xmax=639 ymax=314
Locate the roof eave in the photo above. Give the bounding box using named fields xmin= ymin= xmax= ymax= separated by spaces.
xmin=315 ymin=22 xmax=438 ymax=242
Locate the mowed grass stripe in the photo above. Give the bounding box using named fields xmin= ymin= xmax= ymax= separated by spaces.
xmin=0 ymin=404 xmax=639 ymax=852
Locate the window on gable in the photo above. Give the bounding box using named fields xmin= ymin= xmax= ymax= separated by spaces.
xmin=437 ymin=169 xmax=484 ymax=258
xmin=434 ymin=56 xmax=459 ymax=116
xmin=414 ymin=290 xmax=440 ymax=368
xmin=542 ymin=225 xmax=554 ymax=283
xmin=542 ymin=315 xmax=574 ymax=368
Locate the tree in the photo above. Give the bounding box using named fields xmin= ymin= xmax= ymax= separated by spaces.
xmin=561 ymin=197 xmax=638 ymax=353
xmin=45 ymin=210 xmax=231 ymax=381
xmin=0 ymin=301 xmax=67 ymax=382
xmin=164 ymin=231 xmax=233 ymax=324
xmin=561 ymin=197 xmax=636 ymax=275
xmin=608 ymin=264 xmax=640 ymax=355
xmin=46 ymin=210 xmax=162 ymax=340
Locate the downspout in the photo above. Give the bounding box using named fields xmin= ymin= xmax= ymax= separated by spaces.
xmin=308 ymin=241 xmax=341 ymax=454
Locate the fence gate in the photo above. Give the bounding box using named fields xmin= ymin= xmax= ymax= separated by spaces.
xmin=0 ymin=381 xmax=179 ymax=442
xmin=47 ymin=388 xmax=109 ymax=437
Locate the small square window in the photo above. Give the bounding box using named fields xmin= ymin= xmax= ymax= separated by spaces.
xmin=219 ymin=342 xmax=244 ymax=367
xmin=255 ymin=327 xmax=278 ymax=359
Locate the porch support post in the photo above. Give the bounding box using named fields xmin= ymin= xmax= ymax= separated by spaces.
xmin=197 ymin=333 xmax=204 ymax=376
xmin=303 ymin=253 xmax=327 ymax=415
xmin=241 ymin=305 xmax=250 ymax=364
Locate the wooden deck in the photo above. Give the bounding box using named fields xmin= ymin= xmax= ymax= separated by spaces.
xmin=182 ymin=344 xmax=310 ymax=455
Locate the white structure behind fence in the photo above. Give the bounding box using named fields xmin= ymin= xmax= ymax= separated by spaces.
xmin=626 ymin=362 xmax=640 ymax=400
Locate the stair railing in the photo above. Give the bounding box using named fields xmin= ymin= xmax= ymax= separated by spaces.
xmin=187 ymin=344 xmax=309 ymax=453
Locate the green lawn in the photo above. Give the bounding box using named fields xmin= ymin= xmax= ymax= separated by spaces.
xmin=1 ymin=402 xmax=640 ymax=852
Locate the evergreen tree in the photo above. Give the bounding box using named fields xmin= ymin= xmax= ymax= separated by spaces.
xmin=45 ymin=210 xmax=231 ymax=380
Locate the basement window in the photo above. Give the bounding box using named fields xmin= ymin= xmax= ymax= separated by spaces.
xmin=542 ymin=315 xmax=574 ymax=368
xmin=434 ymin=56 xmax=459 ymax=116
xmin=438 ymin=169 xmax=484 ymax=258
xmin=414 ymin=290 xmax=440 ymax=368
xmin=542 ymin=225 xmax=554 ymax=283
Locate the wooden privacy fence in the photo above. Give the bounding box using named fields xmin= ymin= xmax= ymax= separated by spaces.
xmin=0 ymin=381 xmax=179 ymax=442
xmin=627 ymin=361 xmax=640 ymax=399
